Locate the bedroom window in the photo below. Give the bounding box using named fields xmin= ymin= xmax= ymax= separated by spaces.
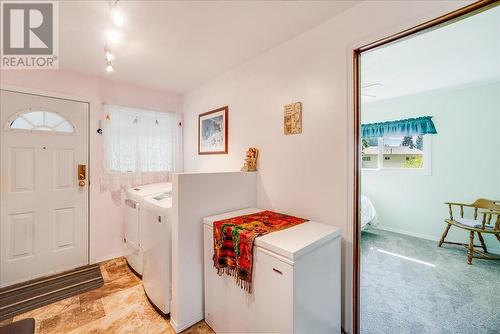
xmin=361 ymin=116 xmax=436 ymax=174
xmin=382 ymin=135 xmax=425 ymax=168
xmin=361 ymin=137 xmax=380 ymax=169
xmin=362 ymin=135 xmax=431 ymax=173
xmin=104 ymin=105 xmax=182 ymax=173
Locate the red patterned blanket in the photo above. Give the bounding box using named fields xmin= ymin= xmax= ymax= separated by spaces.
xmin=213 ymin=210 xmax=308 ymax=293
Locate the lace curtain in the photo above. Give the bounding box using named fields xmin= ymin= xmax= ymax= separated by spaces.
xmin=101 ymin=104 xmax=182 ymax=192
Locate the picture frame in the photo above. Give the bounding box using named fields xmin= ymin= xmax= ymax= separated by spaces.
xmin=198 ymin=106 xmax=228 ymax=154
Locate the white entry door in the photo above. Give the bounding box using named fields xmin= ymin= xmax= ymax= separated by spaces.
xmin=0 ymin=90 xmax=89 ymax=287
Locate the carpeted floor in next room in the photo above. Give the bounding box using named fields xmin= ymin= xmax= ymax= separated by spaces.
xmin=0 ymin=257 xmax=214 ymax=334
xmin=360 ymin=229 xmax=500 ymax=334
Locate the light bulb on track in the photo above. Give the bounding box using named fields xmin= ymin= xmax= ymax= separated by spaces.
xmin=105 ymin=50 xmax=115 ymax=61
xmin=106 ymin=62 xmax=114 ymax=73
xmin=111 ymin=9 xmax=124 ymax=27
xmin=106 ymin=30 xmax=121 ymax=44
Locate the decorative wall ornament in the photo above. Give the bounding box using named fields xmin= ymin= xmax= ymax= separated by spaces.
xmin=284 ymin=101 xmax=302 ymax=135
xmin=198 ymin=106 xmax=228 ymax=154
xmin=240 ymin=147 xmax=259 ymax=172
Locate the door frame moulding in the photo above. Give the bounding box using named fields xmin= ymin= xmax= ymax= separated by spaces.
xmin=350 ymin=1 xmax=499 ymax=333
xmin=0 ymin=84 xmax=96 ymax=267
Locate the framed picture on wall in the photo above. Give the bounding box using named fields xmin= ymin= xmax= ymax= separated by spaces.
xmin=198 ymin=106 xmax=228 ymax=154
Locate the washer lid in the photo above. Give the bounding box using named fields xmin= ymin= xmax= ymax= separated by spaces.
xmin=126 ymin=182 xmax=172 ymax=202
xmin=203 ymin=208 xmax=340 ymax=261
xmin=143 ymin=191 xmax=173 ymax=214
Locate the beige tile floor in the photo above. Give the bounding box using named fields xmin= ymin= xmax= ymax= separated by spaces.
xmin=1 ymin=257 xmax=214 ymax=334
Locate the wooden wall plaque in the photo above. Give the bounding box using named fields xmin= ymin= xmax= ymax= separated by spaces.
xmin=284 ymin=101 xmax=302 ymax=135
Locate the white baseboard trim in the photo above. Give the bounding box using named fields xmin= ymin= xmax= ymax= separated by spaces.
xmin=170 ymin=314 xmax=204 ymax=333
xmin=376 ymin=225 xmax=437 ymax=242
xmin=93 ymin=251 xmax=126 ymax=264
xmin=376 ymin=225 xmax=500 ymax=255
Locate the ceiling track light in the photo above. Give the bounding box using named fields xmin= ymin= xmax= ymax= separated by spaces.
xmin=103 ymin=0 xmax=124 ymax=73
xmin=110 ymin=0 xmax=124 ymax=27
xmin=106 ymin=30 xmax=121 ymax=44
xmin=106 ymin=61 xmax=114 ymax=73
xmin=105 ymin=49 xmax=115 ymax=62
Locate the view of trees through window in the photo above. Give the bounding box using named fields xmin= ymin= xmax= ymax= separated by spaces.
xmin=362 ymin=135 xmax=424 ymax=169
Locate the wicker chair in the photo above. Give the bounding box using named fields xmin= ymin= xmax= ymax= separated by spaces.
xmin=438 ymin=198 xmax=500 ymax=264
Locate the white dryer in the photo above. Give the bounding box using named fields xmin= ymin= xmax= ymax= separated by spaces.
xmin=124 ymin=182 xmax=172 ymax=276
xmin=141 ymin=191 xmax=172 ymax=316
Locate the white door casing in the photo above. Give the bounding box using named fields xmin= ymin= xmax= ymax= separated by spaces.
xmin=0 ymin=90 xmax=89 ymax=287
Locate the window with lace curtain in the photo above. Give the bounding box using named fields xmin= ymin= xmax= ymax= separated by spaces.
xmin=104 ymin=105 xmax=182 ymax=173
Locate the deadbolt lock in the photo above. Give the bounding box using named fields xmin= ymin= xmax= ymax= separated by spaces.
xmin=78 ymin=164 xmax=87 ymax=187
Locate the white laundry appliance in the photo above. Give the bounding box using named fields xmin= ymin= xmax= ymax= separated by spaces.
xmin=203 ymin=208 xmax=341 ymax=334
xmin=124 ymin=182 xmax=172 ymax=276
xmin=141 ymin=191 xmax=172 ymax=316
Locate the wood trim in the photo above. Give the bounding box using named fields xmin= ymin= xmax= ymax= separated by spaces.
xmin=358 ymin=0 xmax=498 ymax=52
xmin=198 ymin=106 xmax=229 ymax=155
xmin=352 ymin=49 xmax=361 ymax=334
xmin=351 ymin=1 xmax=497 ymax=333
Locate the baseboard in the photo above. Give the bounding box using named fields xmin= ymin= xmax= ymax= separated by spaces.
xmin=170 ymin=314 xmax=204 ymax=333
xmin=376 ymin=225 xmax=437 ymax=242
xmin=93 ymin=251 xmax=125 ymax=264
xmin=376 ymin=225 xmax=500 ymax=255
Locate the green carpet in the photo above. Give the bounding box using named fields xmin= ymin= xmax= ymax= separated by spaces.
xmin=361 ymin=229 xmax=500 ymax=334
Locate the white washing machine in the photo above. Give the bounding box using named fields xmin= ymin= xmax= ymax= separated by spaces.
xmin=124 ymin=182 xmax=172 ymax=276
xmin=141 ymin=191 xmax=172 ymax=316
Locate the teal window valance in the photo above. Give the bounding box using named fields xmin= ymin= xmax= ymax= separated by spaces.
xmin=362 ymin=116 xmax=437 ymax=138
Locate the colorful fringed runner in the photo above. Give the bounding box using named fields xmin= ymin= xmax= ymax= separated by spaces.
xmin=213 ymin=210 xmax=308 ymax=293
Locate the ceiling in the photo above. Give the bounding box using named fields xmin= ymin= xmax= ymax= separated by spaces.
xmin=361 ymin=5 xmax=500 ymax=102
xmin=59 ymin=1 xmax=359 ymax=93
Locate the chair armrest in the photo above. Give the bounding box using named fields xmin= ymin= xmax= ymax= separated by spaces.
xmin=444 ymin=202 xmax=474 ymax=207
xmin=444 ymin=202 xmax=475 ymax=220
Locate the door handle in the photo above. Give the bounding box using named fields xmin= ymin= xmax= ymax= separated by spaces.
xmin=273 ymin=268 xmax=283 ymax=275
xmin=78 ymin=164 xmax=87 ymax=187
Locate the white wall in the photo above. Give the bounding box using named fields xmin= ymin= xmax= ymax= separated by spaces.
xmin=181 ymin=1 xmax=471 ymax=332
xmin=361 ymin=82 xmax=500 ymax=252
xmin=171 ymin=172 xmax=257 ymax=332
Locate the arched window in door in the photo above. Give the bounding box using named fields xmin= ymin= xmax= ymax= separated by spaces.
xmin=8 ymin=110 xmax=75 ymax=133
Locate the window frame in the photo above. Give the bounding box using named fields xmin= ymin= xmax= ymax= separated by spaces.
xmin=104 ymin=105 xmax=180 ymax=173
xmin=361 ymin=135 xmax=432 ymax=175
xmin=5 ymin=109 xmax=76 ymax=135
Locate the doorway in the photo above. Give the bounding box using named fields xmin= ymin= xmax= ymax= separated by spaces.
xmin=352 ymin=1 xmax=499 ymax=333
xmin=0 ymin=89 xmax=90 ymax=287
